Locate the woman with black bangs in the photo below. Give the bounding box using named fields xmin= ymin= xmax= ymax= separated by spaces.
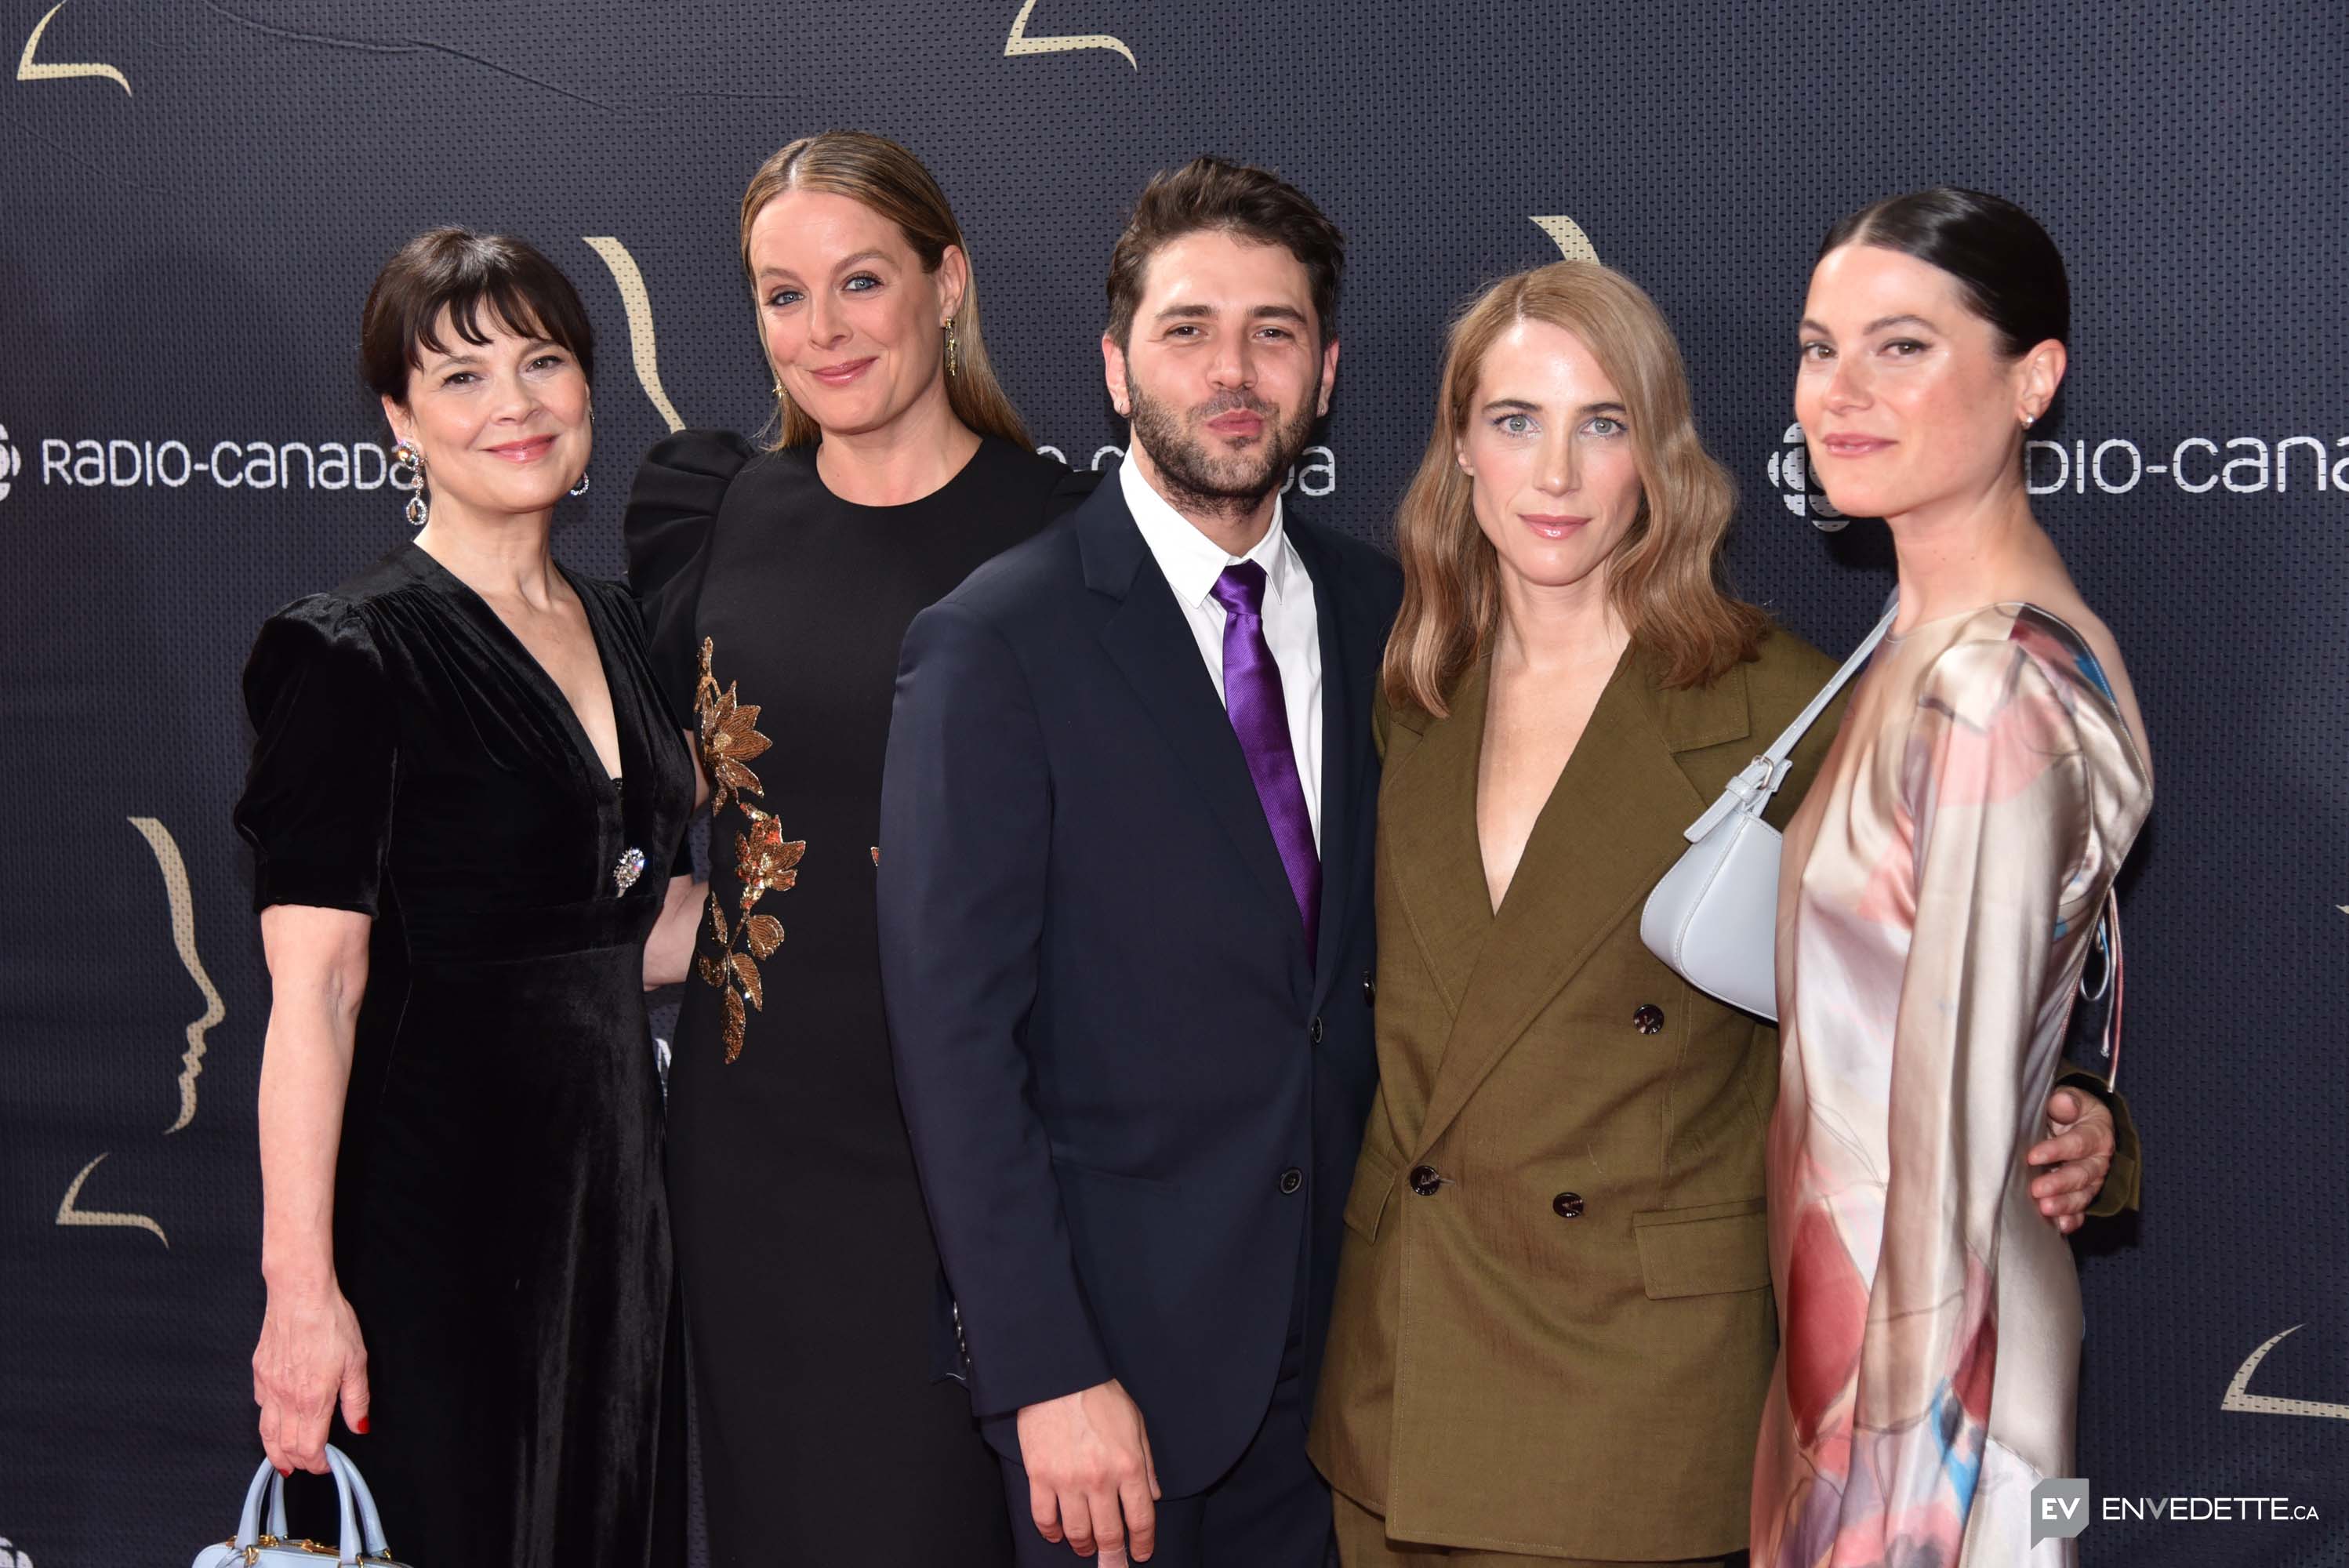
xmin=235 ymin=228 xmax=692 ymax=1568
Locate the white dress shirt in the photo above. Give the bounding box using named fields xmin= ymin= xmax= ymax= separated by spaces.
xmin=1119 ymin=456 xmax=1323 ymax=849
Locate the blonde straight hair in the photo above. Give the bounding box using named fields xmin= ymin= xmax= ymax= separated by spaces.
xmin=737 ymin=130 xmax=1030 ymax=450
xmin=1383 ymin=261 xmax=1766 ymax=717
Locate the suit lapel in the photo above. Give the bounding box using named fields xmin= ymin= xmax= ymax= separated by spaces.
xmin=1080 ymin=479 xmax=1312 ymax=972
xmin=1288 ymin=522 xmax=1357 ymax=1007
xmin=1408 ymin=645 xmax=1726 ymax=1160
xmin=1377 ymin=659 xmax=1501 ymax=1019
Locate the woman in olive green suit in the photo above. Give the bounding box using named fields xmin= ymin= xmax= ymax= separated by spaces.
xmin=1305 ymin=262 xmax=2130 ymax=1566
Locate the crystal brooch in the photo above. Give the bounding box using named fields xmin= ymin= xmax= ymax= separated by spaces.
xmin=613 ymin=846 xmax=646 ymax=893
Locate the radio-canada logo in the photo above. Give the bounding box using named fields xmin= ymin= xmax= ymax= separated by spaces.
xmin=1765 ymin=423 xmax=1846 ymax=530
xmin=0 ymin=423 xmax=23 ymax=502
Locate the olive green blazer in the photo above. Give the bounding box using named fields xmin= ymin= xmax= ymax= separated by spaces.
xmin=1307 ymin=626 xmax=2140 ymax=1560
xmin=1307 ymin=630 xmax=1845 ymax=1561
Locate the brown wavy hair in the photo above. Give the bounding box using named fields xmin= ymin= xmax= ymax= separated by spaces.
xmin=737 ymin=130 xmax=1029 ymax=450
xmin=1382 ymin=261 xmax=1766 ymax=717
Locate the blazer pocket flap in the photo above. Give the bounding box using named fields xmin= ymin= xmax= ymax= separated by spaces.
xmin=1632 ymin=1197 xmax=1770 ymax=1299
xmin=1342 ymin=1141 xmax=1401 ymax=1243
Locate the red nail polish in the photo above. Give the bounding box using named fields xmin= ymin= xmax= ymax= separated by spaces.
xmin=275 ymin=1465 xmax=292 ymax=1477
xmin=353 ymin=1414 xmax=370 ymax=1434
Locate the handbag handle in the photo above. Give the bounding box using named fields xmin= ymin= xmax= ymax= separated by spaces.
xmin=1683 ymin=604 xmax=1899 ymax=843
xmin=324 ymin=1446 xmax=394 ymax=1562
xmin=230 ymin=1444 xmax=382 ymax=1564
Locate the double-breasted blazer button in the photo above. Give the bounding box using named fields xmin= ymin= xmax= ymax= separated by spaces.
xmin=1278 ymin=1167 xmax=1305 ymax=1195
xmin=1632 ymin=1004 xmax=1665 ymax=1035
xmin=1408 ymin=1164 xmax=1442 ymax=1196
xmin=1552 ymin=1192 xmax=1585 ymax=1219
xmin=1362 ymin=972 xmax=1376 ymax=1006
xmin=1309 ymin=1016 xmax=1326 ymax=1044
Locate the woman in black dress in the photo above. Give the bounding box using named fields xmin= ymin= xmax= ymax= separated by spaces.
xmin=238 ymin=230 xmax=692 ymax=1567
xmin=626 ymin=132 xmax=1084 ymax=1566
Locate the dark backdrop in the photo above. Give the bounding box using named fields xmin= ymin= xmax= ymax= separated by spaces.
xmin=2 ymin=3 xmax=2344 ymax=1564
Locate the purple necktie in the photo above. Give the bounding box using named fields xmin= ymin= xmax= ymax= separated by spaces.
xmin=1210 ymin=561 xmax=1320 ymax=951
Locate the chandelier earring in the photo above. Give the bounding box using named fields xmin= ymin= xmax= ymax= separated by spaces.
xmin=390 ymin=437 xmax=428 ymax=527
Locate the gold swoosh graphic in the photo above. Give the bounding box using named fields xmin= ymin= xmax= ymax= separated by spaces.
xmin=17 ymin=2 xmax=132 ymax=95
xmin=1004 ymin=0 xmax=1135 ymax=69
xmin=56 ymin=1153 xmax=168 ymax=1247
xmin=582 ymin=237 xmax=686 ymax=434
xmin=1530 ymin=216 xmax=1599 ymax=264
xmin=129 ymin=816 xmax=222 ymax=1134
xmin=2222 ymin=1325 xmax=2349 ymax=1421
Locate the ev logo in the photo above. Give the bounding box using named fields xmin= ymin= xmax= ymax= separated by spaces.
xmin=1766 ymin=423 xmax=1846 ymax=532
xmin=0 ymin=423 xmax=21 ymax=500
xmin=2031 ymin=1478 xmax=2092 ymax=1544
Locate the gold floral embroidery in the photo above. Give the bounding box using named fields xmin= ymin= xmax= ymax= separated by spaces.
xmin=692 ymin=637 xmax=801 ymax=1063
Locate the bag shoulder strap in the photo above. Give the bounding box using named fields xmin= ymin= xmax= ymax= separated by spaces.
xmin=1683 ymin=604 xmax=1899 ymax=841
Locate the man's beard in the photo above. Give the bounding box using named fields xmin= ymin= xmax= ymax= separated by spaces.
xmin=1125 ymin=368 xmax=1319 ymax=522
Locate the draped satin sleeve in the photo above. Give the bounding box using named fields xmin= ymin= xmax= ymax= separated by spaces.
xmin=623 ymin=428 xmax=755 ymax=728
xmin=234 ymin=594 xmax=396 ymax=916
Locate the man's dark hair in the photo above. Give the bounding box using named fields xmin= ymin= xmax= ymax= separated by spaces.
xmin=1105 ymin=157 xmax=1345 ymax=349
xmin=360 ymin=227 xmax=595 ymax=403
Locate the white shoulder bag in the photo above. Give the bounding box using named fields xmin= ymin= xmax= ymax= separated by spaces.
xmin=192 ymin=1445 xmax=409 ymax=1567
xmin=1639 ymin=607 xmax=1897 ymax=1021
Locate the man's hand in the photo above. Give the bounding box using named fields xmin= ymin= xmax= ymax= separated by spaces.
xmin=2028 ymin=1086 xmax=2117 ymax=1235
xmin=1015 ymin=1378 xmax=1161 ymax=1565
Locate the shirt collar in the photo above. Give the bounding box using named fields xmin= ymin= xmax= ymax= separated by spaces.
xmin=1118 ymin=452 xmax=1298 ymax=612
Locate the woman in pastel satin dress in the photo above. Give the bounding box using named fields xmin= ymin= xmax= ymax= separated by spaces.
xmin=1753 ymin=189 xmax=2154 ymax=1567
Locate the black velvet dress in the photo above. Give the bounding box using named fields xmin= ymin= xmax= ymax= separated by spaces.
xmin=234 ymin=541 xmax=693 ymax=1568
xmin=623 ymin=432 xmax=1087 ymax=1567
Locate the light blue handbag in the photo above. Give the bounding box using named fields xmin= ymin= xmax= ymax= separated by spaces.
xmin=191 ymin=1445 xmax=408 ymax=1566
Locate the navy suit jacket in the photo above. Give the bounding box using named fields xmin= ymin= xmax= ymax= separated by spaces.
xmin=877 ymin=468 xmax=1401 ymax=1497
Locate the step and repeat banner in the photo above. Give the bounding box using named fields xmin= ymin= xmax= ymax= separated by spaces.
xmin=2 ymin=2 xmax=2344 ymax=1564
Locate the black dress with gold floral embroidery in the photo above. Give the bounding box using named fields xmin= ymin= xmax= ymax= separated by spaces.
xmin=624 ymin=430 xmax=1087 ymax=1567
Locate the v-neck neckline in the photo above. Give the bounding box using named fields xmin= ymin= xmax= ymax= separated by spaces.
xmin=401 ymin=541 xmax=628 ymax=793
xmin=1466 ymin=641 xmax=1637 ymax=919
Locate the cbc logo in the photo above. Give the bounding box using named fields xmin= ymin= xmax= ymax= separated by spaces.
xmin=0 ymin=423 xmax=22 ymax=502
xmin=1765 ymin=423 xmax=1846 ymax=531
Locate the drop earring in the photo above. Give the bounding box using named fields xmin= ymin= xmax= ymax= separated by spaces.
xmin=945 ymin=318 xmax=960 ymax=379
xmin=391 ymin=438 xmax=427 ymax=527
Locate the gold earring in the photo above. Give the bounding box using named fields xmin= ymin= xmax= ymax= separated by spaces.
xmin=945 ymin=318 xmax=960 ymax=379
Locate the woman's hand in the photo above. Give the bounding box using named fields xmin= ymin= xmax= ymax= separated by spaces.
xmin=2028 ymin=1086 xmax=2117 ymax=1235
xmin=252 ymin=1282 xmax=369 ymax=1474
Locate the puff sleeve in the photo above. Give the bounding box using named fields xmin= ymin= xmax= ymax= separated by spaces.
xmin=623 ymin=428 xmax=755 ymax=728
xmin=233 ymin=595 xmax=396 ymax=916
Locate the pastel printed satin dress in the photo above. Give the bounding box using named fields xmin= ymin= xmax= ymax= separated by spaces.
xmin=1752 ymin=603 xmax=2151 ymax=1568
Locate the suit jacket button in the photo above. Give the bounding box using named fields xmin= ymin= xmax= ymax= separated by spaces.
xmin=1279 ymin=1167 xmax=1304 ymax=1195
xmin=1633 ymin=1004 xmax=1665 ymax=1035
xmin=1362 ymin=972 xmax=1376 ymax=1006
xmin=1408 ymin=1164 xmax=1442 ymax=1196
xmin=1552 ymin=1192 xmax=1585 ymax=1219
xmin=1309 ymin=1016 xmax=1326 ymax=1044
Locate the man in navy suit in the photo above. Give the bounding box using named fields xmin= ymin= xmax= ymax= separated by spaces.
xmin=878 ymin=158 xmax=1399 ymax=1566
